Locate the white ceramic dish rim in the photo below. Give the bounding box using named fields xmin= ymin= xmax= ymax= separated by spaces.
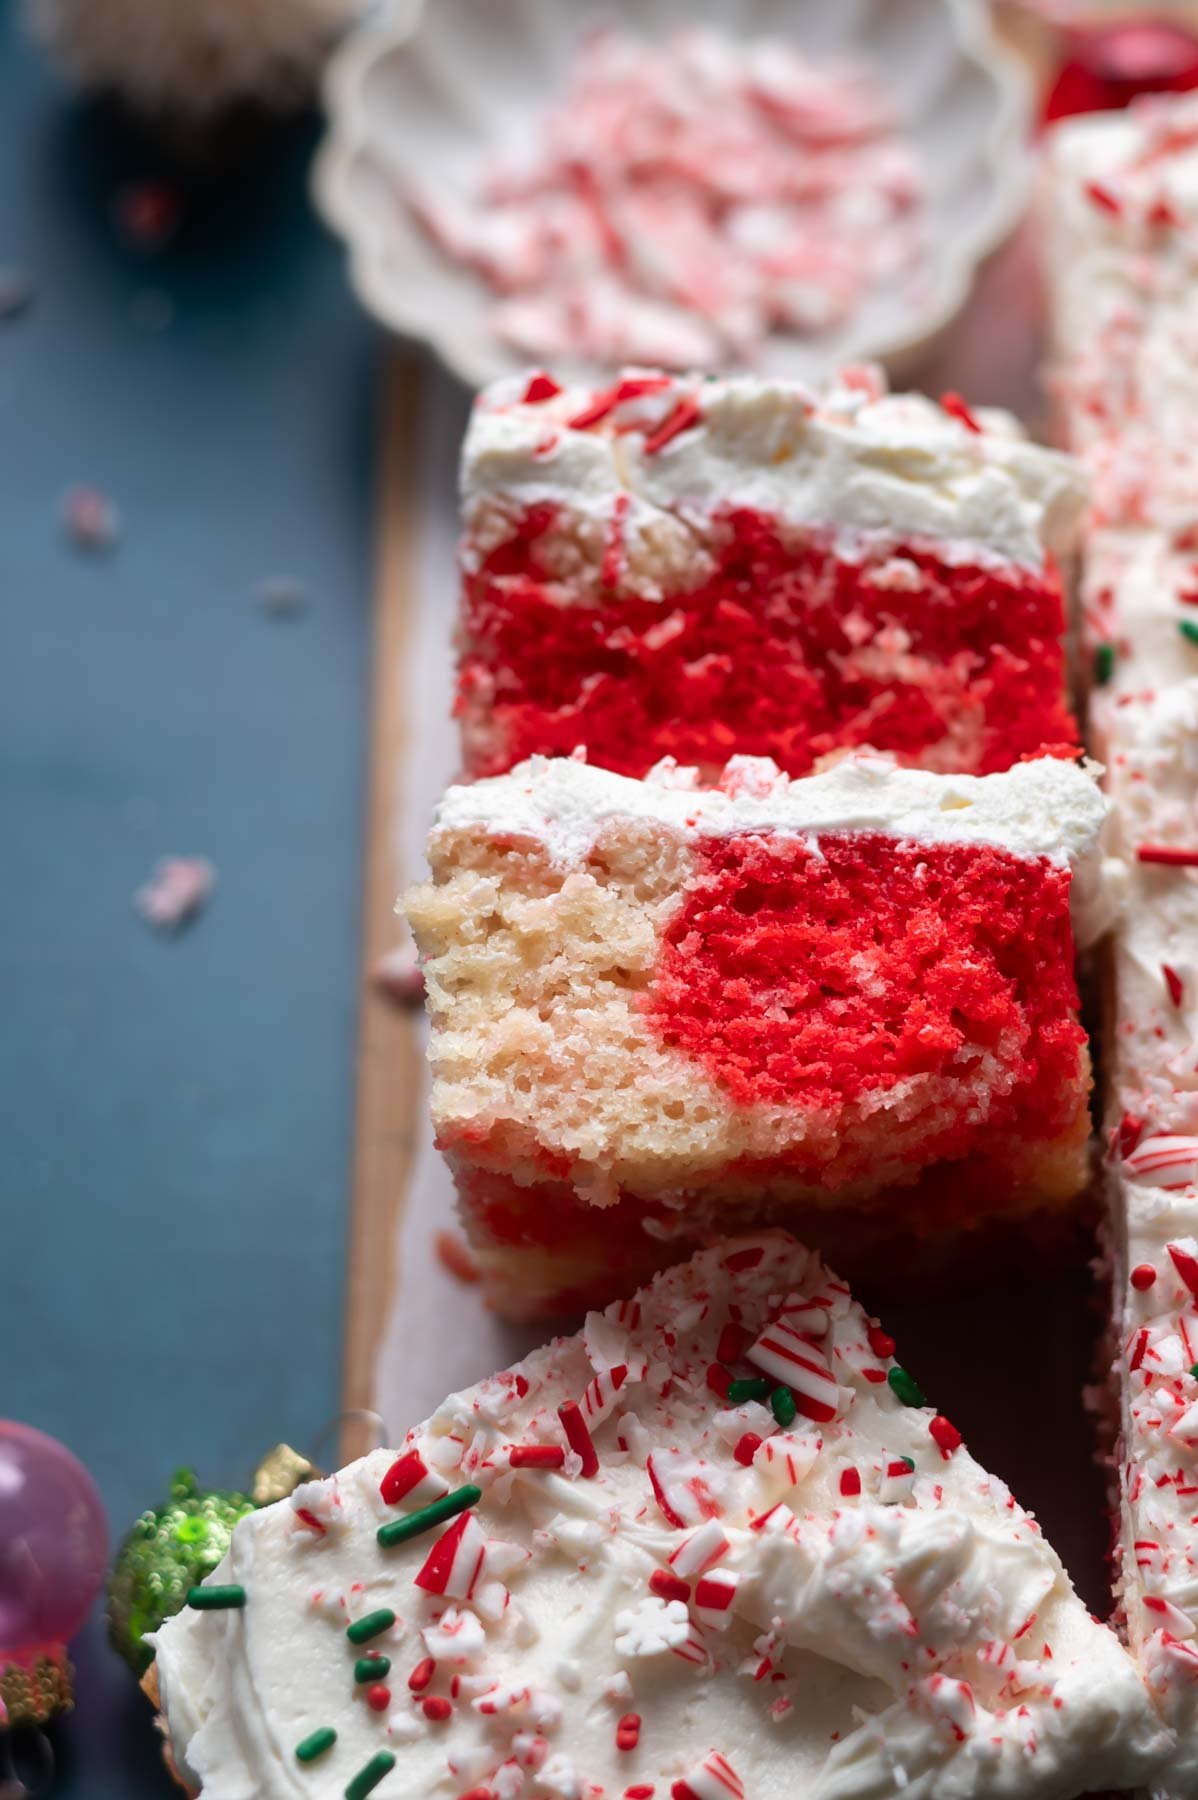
xmin=313 ymin=0 xmax=1034 ymax=390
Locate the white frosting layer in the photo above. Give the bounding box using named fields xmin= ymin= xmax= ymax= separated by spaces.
xmin=431 ymin=752 xmax=1110 ymax=944
xmin=463 ymin=369 xmax=1087 ymax=574
xmin=1111 ymin=1174 xmax=1198 ymax=1800
xmin=1101 ymin=682 xmax=1198 ymax=1139
xmin=152 ymin=1235 xmax=1169 ymax=1799
xmin=1043 ymin=98 xmax=1198 ymax=507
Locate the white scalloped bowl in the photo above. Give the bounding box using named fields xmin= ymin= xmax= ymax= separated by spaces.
xmin=314 ymin=0 xmax=1032 ymax=389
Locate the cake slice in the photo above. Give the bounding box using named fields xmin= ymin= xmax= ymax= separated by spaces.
xmin=1043 ymin=94 xmax=1198 ymax=482
xmin=405 ymin=751 xmax=1107 ymax=1318
xmin=148 ymin=1235 xmax=1169 ymax=1799
xmin=1100 ymin=683 xmax=1198 ymax=1793
xmin=458 ymin=367 xmax=1085 ymax=782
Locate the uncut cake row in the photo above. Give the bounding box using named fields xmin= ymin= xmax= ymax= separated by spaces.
xmin=1044 ymin=92 xmax=1198 ymax=1799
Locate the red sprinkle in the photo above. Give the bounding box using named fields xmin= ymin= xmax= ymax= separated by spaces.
xmin=509 ymin=1445 xmax=566 ymax=1470
xmin=366 ymin=1684 xmax=391 ymax=1713
xmin=649 ymin=1569 xmax=691 ymax=1604
xmin=839 ymin=1467 xmax=862 ymax=1497
xmin=422 ymin=1696 xmax=452 ymax=1722
xmin=717 ymin=1322 xmax=746 ymax=1365
xmin=930 ymin=1415 xmax=963 ymax=1457
xmin=616 ymin=1714 xmax=642 ymax=1752
xmin=1138 ymin=845 xmax=1198 ymax=867
xmin=867 ymin=1325 xmax=896 ymax=1360
xmin=1131 ymin=1264 xmax=1158 ymax=1292
xmin=706 ymin=1363 xmax=732 ymax=1401
xmin=558 ymin=1400 xmax=599 ymax=1477
xmin=408 ymin=1658 xmax=436 ymax=1693
xmin=1084 ymin=179 xmax=1123 ymax=215
xmin=733 ymin=1432 xmax=763 ymax=1467
xmin=939 ymin=390 xmax=982 ymax=434
xmin=1164 ymin=964 xmax=1185 ymax=1007
xmin=522 ymin=373 xmax=562 ymax=404
xmin=642 ymin=396 xmax=703 ymax=456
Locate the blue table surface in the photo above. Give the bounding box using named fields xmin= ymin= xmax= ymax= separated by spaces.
xmin=0 ymin=7 xmax=376 ymax=1791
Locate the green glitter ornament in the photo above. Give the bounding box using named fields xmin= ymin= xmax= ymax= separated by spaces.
xmin=107 ymin=1467 xmax=257 ymax=1674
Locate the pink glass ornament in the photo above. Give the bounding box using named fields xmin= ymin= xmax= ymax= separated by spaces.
xmin=0 ymin=1423 xmax=108 ymax=1725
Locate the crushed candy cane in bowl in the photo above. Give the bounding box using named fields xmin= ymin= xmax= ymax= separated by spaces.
xmin=315 ymin=0 xmax=1032 ymax=385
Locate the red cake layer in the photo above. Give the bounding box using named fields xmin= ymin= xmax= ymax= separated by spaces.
xmin=647 ymin=831 xmax=1085 ymax=1158
xmin=458 ymin=506 xmax=1077 ymax=778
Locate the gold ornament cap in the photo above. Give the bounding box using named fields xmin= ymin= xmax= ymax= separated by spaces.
xmin=250 ymin=1444 xmax=318 ymax=1507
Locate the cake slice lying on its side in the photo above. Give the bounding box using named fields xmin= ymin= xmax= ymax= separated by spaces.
xmin=405 ymin=751 xmax=1107 ymax=1318
xmin=458 ymin=367 xmax=1086 ymax=782
xmin=148 ymin=1235 xmax=1170 ymax=1799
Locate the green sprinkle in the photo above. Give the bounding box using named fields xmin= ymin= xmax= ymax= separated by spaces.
xmin=1190 ymin=1363 xmax=1198 ymax=1379
xmin=1181 ymin=619 xmax=1198 ymax=649
xmin=345 ymin=1608 xmax=396 ymax=1645
xmin=887 ymin=1367 xmax=926 ymax=1408
xmin=1093 ymin=641 xmax=1115 ymax=686
xmin=726 ymin=1377 xmax=771 ymax=1405
xmin=377 ymin=1484 xmax=481 ymax=1550
xmin=354 ymin=1655 xmax=391 ymax=1684
xmin=770 ymin=1385 xmax=797 ymax=1428
xmin=186 ymin=1584 xmax=246 ymax=1610
xmin=901 ymin=1455 xmax=916 ymax=1472
xmin=296 ymin=1727 xmax=337 ymax=1764
xmin=345 ymin=1751 xmax=396 ymax=1799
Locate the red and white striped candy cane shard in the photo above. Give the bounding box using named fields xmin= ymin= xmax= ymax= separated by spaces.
xmin=1144 ymin=1594 xmax=1197 ymax=1638
xmin=581 ymin=1361 xmax=646 ymax=1426
xmin=414 ymin=1511 xmax=488 ymax=1599
xmin=671 ymin=1751 xmax=745 ymax=1800
xmin=668 ymin=1519 xmax=730 ymax=1578
xmin=693 ymin=1568 xmax=740 ymax=1631
xmin=647 ymin=1451 xmax=723 ymax=1528
xmin=1168 ymin=1239 xmax=1198 ymax=1297
xmin=879 ymin=1457 xmax=916 ymax=1504
xmin=752 ymin=1431 xmax=820 ymax=1494
xmin=1124 ymin=1137 xmax=1198 ymax=1189
xmin=747 ymin=1319 xmax=840 ymax=1422
xmin=776 ymin=1296 xmax=831 ymax=1337
xmin=379 ymin=1450 xmax=450 ymax=1507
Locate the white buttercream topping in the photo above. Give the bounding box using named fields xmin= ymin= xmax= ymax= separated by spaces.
xmin=1112 ymin=1174 xmax=1198 ymax=1798
xmin=151 ymin=1235 xmax=1169 ymax=1799
xmin=431 ymin=752 xmax=1110 ymax=945
xmin=463 ymin=368 xmax=1087 ymax=574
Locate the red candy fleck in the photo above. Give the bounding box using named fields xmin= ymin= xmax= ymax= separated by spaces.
xmin=717 ymin=1322 xmax=746 ymax=1364
xmin=616 ymin=1714 xmax=642 ymax=1752
xmin=642 ymin=396 xmax=703 ymax=456
xmin=929 ymin=1415 xmax=963 ymax=1457
xmin=867 ymin=1326 xmax=896 ymax=1360
xmin=649 ymin=1569 xmax=691 ymax=1604
xmin=366 ymin=1684 xmax=391 ymax=1713
xmin=724 ymin=1247 xmax=764 ymax=1273
xmin=733 ymin=1432 xmax=762 ymax=1467
xmin=625 ymin=1789 xmax=656 ymax=1799
xmin=1084 ymin=179 xmax=1123 ymax=215
xmin=1170 ymin=1242 xmax=1198 ymax=1297
xmin=294 ymin=1508 xmax=326 ymax=1535
xmin=408 ymin=1657 xmax=436 ymax=1693
xmin=1131 ymin=1264 xmax=1158 ymax=1292
xmin=422 ymin=1696 xmax=452 ymax=1722
xmin=1118 ymin=1113 xmax=1146 ymax=1158
xmin=522 ymin=373 xmax=562 ymax=404
xmin=1164 ymin=964 xmax=1185 ymax=1007
xmin=706 ymin=1363 xmax=732 ymax=1401
xmin=839 ymin=1467 xmax=862 ymax=1497
xmin=939 ymin=390 xmax=982 ymax=434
